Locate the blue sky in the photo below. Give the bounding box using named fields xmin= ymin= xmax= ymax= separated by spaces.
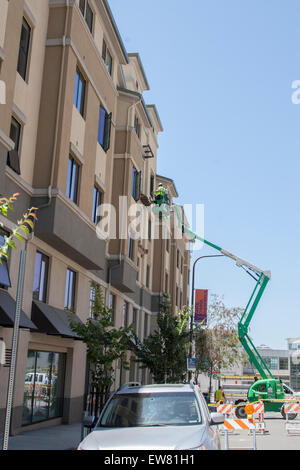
xmin=108 ymin=0 xmax=300 ymax=349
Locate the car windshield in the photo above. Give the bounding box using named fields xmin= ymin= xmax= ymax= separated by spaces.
xmin=97 ymin=391 xmax=202 ymax=428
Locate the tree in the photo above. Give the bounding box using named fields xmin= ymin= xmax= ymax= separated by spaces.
xmin=129 ymin=294 xmax=190 ymax=384
xmin=195 ymin=294 xmax=246 ymax=396
xmin=0 ymin=193 xmax=37 ymax=261
xmin=69 ymin=282 xmax=131 ymax=414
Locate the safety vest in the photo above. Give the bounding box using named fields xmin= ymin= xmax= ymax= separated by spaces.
xmin=215 ymin=389 xmax=225 ymax=401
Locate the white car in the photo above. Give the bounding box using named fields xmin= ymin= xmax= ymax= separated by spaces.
xmin=78 ymin=382 xmax=224 ymax=450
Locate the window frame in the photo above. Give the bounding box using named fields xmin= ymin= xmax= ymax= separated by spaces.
xmin=74 ymin=67 xmax=86 ymax=117
xmin=92 ymin=186 xmax=103 ymax=225
xmin=79 ymin=0 xmax=94 ymax=34
xmin=33 ymin=250 xmax=49 ymax=303
xmin=98 ymin=106 xmax=112 ymax=152
xmin=17 ymin=16 xmax=31 ymax=81
xmin=66 ymin=155 xmax=80 ymax=204
xmin=102 ymin=39 xmax=113 ymax=76
xmin=64 ymin=268 xmax=76 ymax=311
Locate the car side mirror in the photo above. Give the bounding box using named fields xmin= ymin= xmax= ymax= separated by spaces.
xmin=209 ymin=412 xmax=225 ymax=426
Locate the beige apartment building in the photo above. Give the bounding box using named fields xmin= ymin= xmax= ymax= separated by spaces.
xmin=0 ymin=0 xmax=191 ymax=435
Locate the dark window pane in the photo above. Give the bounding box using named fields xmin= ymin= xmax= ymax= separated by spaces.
xmin=128 ymin=233 xmax=134 ymax=261
xmin=74 ymin=68 xmax=86 ymax=116
xmin=22 ymin=350 xmax=66 ymax=425
xmin=79 ymin=0 xmax=85 ymax=15
xmin=85 ymin=3 xmax=93 ymax=33
xmin=98 ymin=106 xmax=106 ymax=147
xmin=10 ymin=117 xmax=21 ymax=151
xmin=17 ymin=17 xmax=31 ymax=80
xmin=65 ymin=269 xmax=76 ymax=310
xmin=66 ymin=157 xmax=79 ymax=203
xmin=92 ymin=186 xmax=102 ymax=224
xmin=33 ymin=251 xmax=49 ymax=302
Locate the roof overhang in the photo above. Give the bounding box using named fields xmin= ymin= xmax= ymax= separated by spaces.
xmin=0 ymin=290 xmax=38 ymax=330
xmin=31 ymin=301 xmax=83 ymax=340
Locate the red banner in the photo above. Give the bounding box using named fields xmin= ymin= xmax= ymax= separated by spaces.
xmin=194 ymin=289 xmax=208 ymax=324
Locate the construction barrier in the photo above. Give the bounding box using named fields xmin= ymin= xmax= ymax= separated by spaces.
xmin=284 ymin=402 xmax=300 ymax=434
xmin=222 ymin=418 xmax=257 ymax=450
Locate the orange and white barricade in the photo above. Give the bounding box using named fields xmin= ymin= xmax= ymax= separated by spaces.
xmin=284 ymin=402 xmax=300 ymax=434
xmin=252 ymin=402 xmax=267 ymax=434
xmin=217 ymin=404 xmax=235 ymax=416
xmin=222 ymin=418 xmax=256 ymax=450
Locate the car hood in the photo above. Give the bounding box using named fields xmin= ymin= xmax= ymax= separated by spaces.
xmin=79 ymin=425 xmax=206 ymax=450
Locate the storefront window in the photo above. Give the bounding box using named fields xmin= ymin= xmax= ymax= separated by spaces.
xmin=22 ymin=350 xmax=66 ymax=426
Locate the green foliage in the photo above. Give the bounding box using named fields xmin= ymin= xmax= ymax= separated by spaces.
xmin=129 ymin=294 xmax=190 ymax=384
xmin=69 ymin=282 xmax=130 ymax=400
xmin=0 ymin=193 xmax=38 ymax=262
xmin=194 ymin=294 xmax=245 ymax=391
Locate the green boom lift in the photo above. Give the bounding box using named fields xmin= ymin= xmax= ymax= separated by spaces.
xmin=172 ymin=205 xmax=290 ymax=419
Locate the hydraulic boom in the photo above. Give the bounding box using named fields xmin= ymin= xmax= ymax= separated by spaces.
xmin=173 ymin=205 xmax=273 ymax=380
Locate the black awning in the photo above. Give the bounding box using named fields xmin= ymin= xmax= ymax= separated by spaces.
xmin=0 ymin=289 xmax=38 ymax=330
xmin=31 ymin=301 xmax=83 ymax=340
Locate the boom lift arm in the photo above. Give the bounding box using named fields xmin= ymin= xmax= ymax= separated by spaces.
xmin=173 ymin=205 xmax=274 ymax=381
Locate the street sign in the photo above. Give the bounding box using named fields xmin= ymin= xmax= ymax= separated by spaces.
xmin=194 ymin=289 xmax=208 ymax=324
xmin=187 ymin=357 xmax=197 ymax=370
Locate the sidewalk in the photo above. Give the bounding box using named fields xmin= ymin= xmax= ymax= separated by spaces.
xmin=6 ymin=422 xmax=82 ymax=450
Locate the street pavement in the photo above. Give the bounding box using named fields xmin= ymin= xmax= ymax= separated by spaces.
xmin=221 ymin=413 xmax=300 ymax=450
xmin=6 ymin=422 xmax=82 ymax=450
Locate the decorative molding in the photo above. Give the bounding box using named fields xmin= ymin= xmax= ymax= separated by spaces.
xmin=70 ymin=142 xmax=85 ymax=165
xmin=12 ymin=103 xmax=27 ymax=125
xmin=24 ymin=2 xmax=37 ymax=28
xmin=0 ymin=129 xmax=14 ymax=151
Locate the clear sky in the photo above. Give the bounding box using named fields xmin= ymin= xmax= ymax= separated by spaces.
xmin=108 ymin=0 xmax=300 ymax=349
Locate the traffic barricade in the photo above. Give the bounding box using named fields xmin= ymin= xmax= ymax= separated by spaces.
xmin=284 ymin=402 xmax=300 ymax=434
xmin=252 ymin=402 xmax=268 ymax=434
xmin=221 ymin=418 xmax=257 ymax=450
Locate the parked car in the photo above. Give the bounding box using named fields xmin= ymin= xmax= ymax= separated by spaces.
xmin=78 ymin=382 xmax=224 ymax=450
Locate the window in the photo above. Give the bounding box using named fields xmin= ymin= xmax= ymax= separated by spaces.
xmin=123 ymin=301 xmax=129 ymax=328
xmin=33 ymin=251 xmax=49 ymax=302
xmin=180 ymin=291 xmax=183 ymax=309
xmin=22 ymin=350 xmax=66 ymax=425
xmin=264 ymin=357 xmax=278 ymax=370
xmin=89 ymin=284 xmax=96 ymax=318
xmin=17 ymin=17 xmax=31 ymax=80
xmin=10 ymin=117 xmax=21 ymax=151
xmin=98 ymin=106 xmax=112 ymax=152
xmin=148 ymin=220 xmax=152 ymax=242
xmin=176 ymin=285 xmax=178 ymax=306
xmin=0 ymin=229 xmax=11 ymax=289
xmin=177 ymin=250 xmax=180 ymax=269
xmin=132 ymin=308 xmax=138 ymax=334
xmin=279 ymin=357 xmax=289 ymax=370
xmin=92 ymin=186 xmax=102 ymax=224
xmin=102 ymin=40 xmax=113 ymax=75
xmin=109 ymin=293 xmax=116 ymax=325
xmin=166 ymin=238 xmax=169 ymax=253
xmin=66 ymin=156 xmax=80 ymax=203
xmin=128 ymin=232 xmax=134 ymax=261
xmin=74 ymin=67 xmax=86 ymax=116
xmin=132 ymin=167 xmax=141 ymax=201
xmin=65 ymin=269 xmax=76 ymax=310
xmin=144 ymin=313 xmax=148 ymax=339
xmin=7 ymin=117 xmax=22 ymax=174
xmin=146 ymin=265 xmax=150 ymax=289
xmin=134 ymin=115 xmax=141 ymax=139
xmin=150 ymin=175 xmax=155 ymax=198
xmin=165 ymin=273 xmax=168 ymax=294
xmin=79 ymin=0 xmax=93 ymax=33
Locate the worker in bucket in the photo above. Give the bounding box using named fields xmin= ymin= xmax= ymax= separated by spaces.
xmin=154 ymin=183 xmax=170 ymax=206
xmin=215 ymin=385 xmax=226 ymax=404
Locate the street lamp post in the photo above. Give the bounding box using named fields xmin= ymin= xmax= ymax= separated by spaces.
xmin=188 ymin=255 xmax=224 ymax=380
